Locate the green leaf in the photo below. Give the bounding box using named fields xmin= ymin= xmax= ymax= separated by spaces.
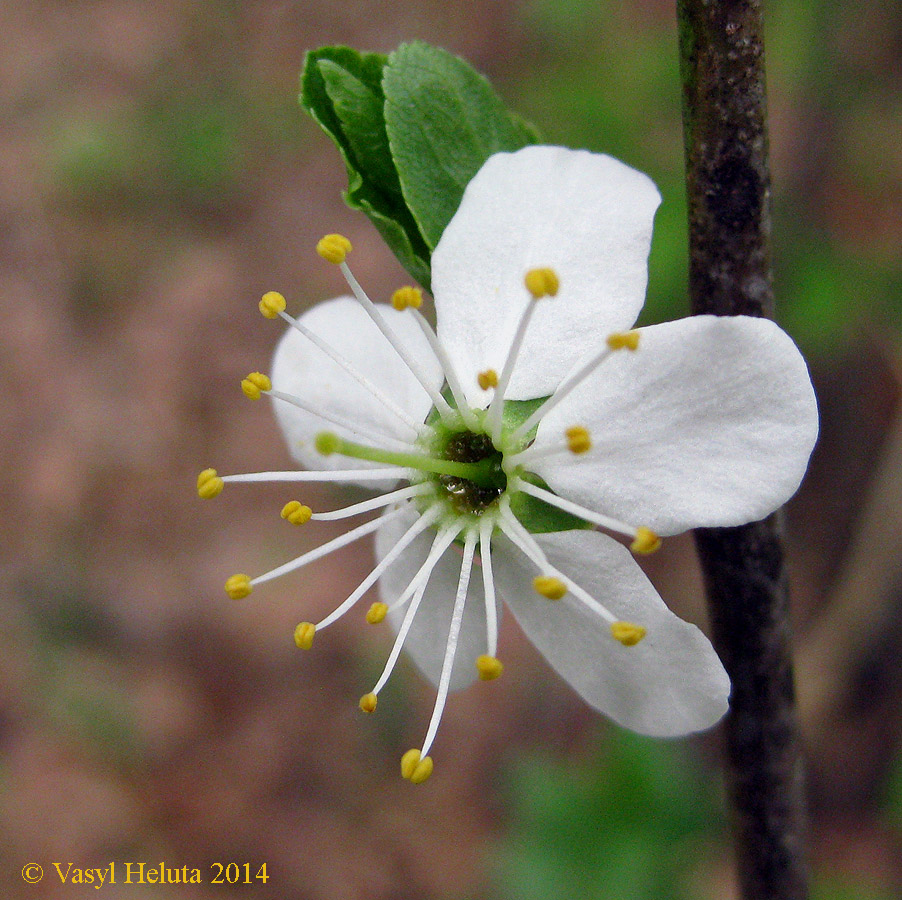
xmin=301 ymin=41 xmax=539 ymax=289
xmin=300 ymin=46 xmax=386 ymax=169
xmin=318 ymin=58 xmax=400 ymax=198
xmin=383 ymin=41 xmax=540 ymax=249
xmin=300 ymin=47 xmax=432 ymax=288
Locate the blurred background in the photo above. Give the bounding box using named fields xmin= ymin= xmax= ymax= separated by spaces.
xmin=1 ymin=1 xmax=899 ymax=898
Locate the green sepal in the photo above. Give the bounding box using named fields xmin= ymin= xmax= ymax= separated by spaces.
xmin=509 ymin=472 xmax=594 ymax=535
xmin=499 ymin=397 xmax=546 ymax=442
xmin=501 ymin=399 xmax=593 ymax=533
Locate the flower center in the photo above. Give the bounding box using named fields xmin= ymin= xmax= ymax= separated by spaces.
xmin=436 ymin=430 xmax=507 ymax=515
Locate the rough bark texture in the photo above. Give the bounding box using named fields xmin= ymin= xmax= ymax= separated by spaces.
xmin=677 ymin=2 xmax=810 ymax=899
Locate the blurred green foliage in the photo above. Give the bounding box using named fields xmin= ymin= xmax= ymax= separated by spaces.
xmin=495 ymin=728 xmax=902 ymax=900
xmin=494 ymin=730 xmax=722 ymax=900
xmin=21 ymin=568 xmax=144 ymax=770
xmin=510 ymin=0 xmax=901 ymax=355
xmin=52 ymin=89 xmax=248 ymax=213
xmin=811 ymin=881 xmax=898 ymax=900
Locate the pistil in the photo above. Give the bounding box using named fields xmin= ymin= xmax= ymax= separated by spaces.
xmin=315 ymin=432 xmax=502 ymax=489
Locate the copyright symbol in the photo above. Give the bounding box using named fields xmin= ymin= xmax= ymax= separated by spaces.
xmin=22 ymin=864 xmax=43 ymax=883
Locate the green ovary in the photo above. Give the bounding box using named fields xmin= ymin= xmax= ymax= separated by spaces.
xmin=434 ymin=430 xmax=507 ymax=515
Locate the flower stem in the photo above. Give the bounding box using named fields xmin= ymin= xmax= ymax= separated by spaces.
xmin=677 ymin=2 xmax=810 ymax=899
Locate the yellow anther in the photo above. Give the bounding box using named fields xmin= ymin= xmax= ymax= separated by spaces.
xmin=565 ymin=425 xmax=592 ymax=454
xmin=365 ymin=602 xmax=388 ymax=624
xmin=400 ymin=748 xmax=420 ymax=780
xmin=293 ymin=621 xmax=316 ymax=650
xmin=197 ymin=468 xmax=224 ymax=499
xmin=225 ymin=573 xmax=252 ymax=599
xmin=391 ymin=285 xmax=423 ymax=311
xmin=611 ymin=621 xmax=647 ymax=646
xmin=606 ymin=330 xmax=640 ymax=351
xmin=400 ymin=749 xmax=433 ymax=784
xmin=533 ymin=575 xmax=568 ymax=600
xmin=316 ymin=233 xmax=352 ymax=265
xmin=477 ymin=368 xmax=499 ymax=390
xmin=315 ymin=431 xmax=341 ymax=456
xmin=524 ymin=267 xmax=560 ymax=299
xmin=259 ymin=290 xmax=286 ymax=319
xmin=476 ymin=655 xmax=504 ymax=681
xmin=281 ymin=500 xmax=313 ymax=525
xmin=359 ymin=692 xmax=378 ymax=713
xmin=630 ymin=527 xmax=662 ymax=555
xmin=241 ymin=372 xmax=271 ymax=400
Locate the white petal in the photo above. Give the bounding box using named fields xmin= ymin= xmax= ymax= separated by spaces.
xmin=432 ymin=146 xmax=661 ymax=404
xmin=375 ymin=506 xmax=495 ymax=692
xmin=532 ymin=315 xmax=819 ymax=536
xmin=493 ymin=529 xmax=730 ymax=736
xmin=270 ymin=297 xmax=442 ymax=486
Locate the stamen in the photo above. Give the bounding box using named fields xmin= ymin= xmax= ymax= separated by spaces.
xmin=477 ymin=369 xmax=498 ymax=391
xmin=391 ymin=286 xmax=423 ymax=310
xmin=478 ymin=518 xmax=499 ymax=657
xmin=365 ymin=602 xmax=388 ymax=624
xmin=273 ymin=305 xmax=422 ymax=434
xmin=241 ymin=372 xmax=271 ymax=400
xmin=310 ymin=483 xmax=430 ymax=521
xmin=222 ymin=468 xmax=407 ymax=485
xmin=611 ymin=621 xmax=647 ymax=646
xmin=250 ymin=507 xmax=403 ymax=589
xmin=400 ymin=748 xmax=433 ymax=784
xmin=509 ymin=328 xmax=641 ymax=444
xmin=419 ymin=529 xmax=478 ymax=758
xmin=486 ymin=278 xmax=549 ymax=443
xmin=512 ymin=480 xmax=657 ymax=549
xmin=606 ymin=330 xmax=640 ymax=351
xmin=359 ymin=692 xmax=378 ymax=713
xmin=337 ymin=260 xmax=456 ymax=424
xmin=371 ymin=522 xmax=463 ymax=694
xmin=316 ymin=233 xmax=352 ymax=265
xmin=524 ymin=267 xmax=560 ymax=298
xmin=281 ymin=500 xmax=312 ymax=525
xmin=197 ymin=468 xmax=224 ymax=499
xmin=533 ymin=575 xmax=567 ymax=600
xmin=259 ymin=291 xmax=287 ymax=318
xmin=566 ymin=426 xmax=591 ymax=454
xmin=408 ymin=307 xmax=480 ymax=430
xmin=476 ymin=655 xmax=504 ymax=681
xmin=315 ymin=432 xmax=501 ymax=487
xmin=381 ymin=528 xmax=460 ymax=623
xmin=294 ymin=621 xmax=316 ymax=649
xmin=267 ymin=388 xmax=421 ymax=452
xmin=314 ymin=504 xmax=444 ymax=631
xmin=506 ymin=425 xmax=592 ymax=467
xmin=630 ymin=526 xmax=662 ymax=555
xmin=499 ymin=507 xmax=617 ymax=624
xmin=225 ymin=573 xmax=252 ymax=599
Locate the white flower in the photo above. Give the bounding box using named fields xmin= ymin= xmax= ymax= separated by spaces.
xmin=199 ymin=146 xmax=819 ymax=784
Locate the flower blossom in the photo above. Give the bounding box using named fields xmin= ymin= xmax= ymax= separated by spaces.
xmin=198 ymin=146 xmax=818 ymax=784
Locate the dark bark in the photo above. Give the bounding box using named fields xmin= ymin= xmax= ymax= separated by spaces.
xmin=677 ymin=2 xmax=810 ymax=899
